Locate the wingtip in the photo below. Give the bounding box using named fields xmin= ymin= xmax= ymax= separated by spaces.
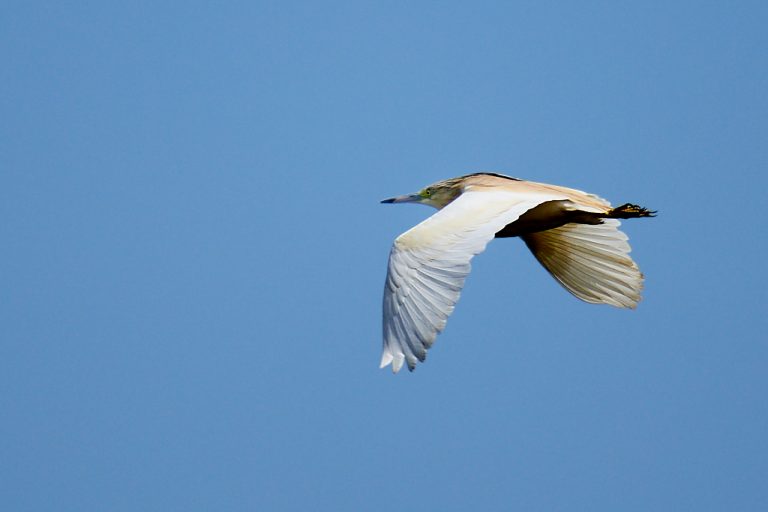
xmin=391 ymin=355 xmax=404 ymax=373
xmin=380 ymin=351 xmax=406 ymax=373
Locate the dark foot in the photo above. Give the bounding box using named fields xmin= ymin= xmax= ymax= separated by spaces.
xmin=608 ymin=203 xmax=657 ymax=219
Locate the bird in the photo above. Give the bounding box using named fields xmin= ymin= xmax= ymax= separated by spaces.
xmin=380 ymin=172 xmax=655 ymax=373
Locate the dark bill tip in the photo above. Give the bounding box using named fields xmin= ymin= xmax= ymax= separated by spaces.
xmin=380 ymin=193 xmax=420 ymax=204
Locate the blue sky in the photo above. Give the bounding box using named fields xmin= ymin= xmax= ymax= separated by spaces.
xmin=2 ymin=1 xmax=767 ymax=510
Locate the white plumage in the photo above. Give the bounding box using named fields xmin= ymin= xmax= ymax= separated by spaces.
xmin=381 ymin=173 xmax=654 ymax=373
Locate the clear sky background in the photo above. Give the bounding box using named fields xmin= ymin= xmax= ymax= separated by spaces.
xmin=3 ymin=2 xmax=767 ymax=511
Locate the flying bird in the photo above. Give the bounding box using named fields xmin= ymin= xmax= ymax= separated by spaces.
xmin=380 ymin=172 xmax=655 ymax=373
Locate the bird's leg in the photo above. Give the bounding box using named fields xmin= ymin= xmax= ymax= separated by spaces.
xmin=496 ymin=201 xmax=656 ymax=239
xmin=606 ymin=203 xmax=657 ymax=219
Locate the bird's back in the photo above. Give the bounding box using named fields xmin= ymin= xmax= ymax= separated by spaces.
xmin=461 ymin=173 xmax=612 ymax=213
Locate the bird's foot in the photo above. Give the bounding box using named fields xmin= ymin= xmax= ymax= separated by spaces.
xmin=608 ymin=203 xmax=657 ymax=219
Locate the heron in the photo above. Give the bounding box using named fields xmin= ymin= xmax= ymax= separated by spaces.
xmin=380 ymin=172 xmax=655 ymax=373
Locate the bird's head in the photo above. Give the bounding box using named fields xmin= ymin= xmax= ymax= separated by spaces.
xmin=381 ymin=178 xmax=463 ymax=209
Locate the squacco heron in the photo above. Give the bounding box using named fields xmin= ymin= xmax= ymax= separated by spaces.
xmin=380 ymin=172 xmax=655 ymax=373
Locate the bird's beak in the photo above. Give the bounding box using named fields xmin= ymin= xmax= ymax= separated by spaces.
xmin=381 ymin=193 xmax=422 ymax=204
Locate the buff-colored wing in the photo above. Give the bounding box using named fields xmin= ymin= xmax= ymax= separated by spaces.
xmin=522 ymin=219 xmax=643 ymax=308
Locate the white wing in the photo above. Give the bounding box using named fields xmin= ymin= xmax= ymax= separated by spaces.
xmin=522 ymin=219 xmax=643 ymax=308
xmin=381 ymin=188 xmax=562 ymax=372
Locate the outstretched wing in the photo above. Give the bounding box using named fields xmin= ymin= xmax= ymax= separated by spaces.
xmin=381 ymin=189 xmax=559 ymax=372
xmin=522 ymin=219 xmax=643 ymax=308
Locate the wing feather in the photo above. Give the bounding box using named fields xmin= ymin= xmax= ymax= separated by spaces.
xmin=381 ymin=189 xmax=564 ymax=372
xmin=522 ymin=219 xmax=643 ymax=308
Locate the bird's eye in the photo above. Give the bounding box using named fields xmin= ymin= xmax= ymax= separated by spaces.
xmin=424 ymin=188 xmax=432 ymax=197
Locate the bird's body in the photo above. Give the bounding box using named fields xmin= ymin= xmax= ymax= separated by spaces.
xmin=381 ymin=173 xmax=655 ymax=373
